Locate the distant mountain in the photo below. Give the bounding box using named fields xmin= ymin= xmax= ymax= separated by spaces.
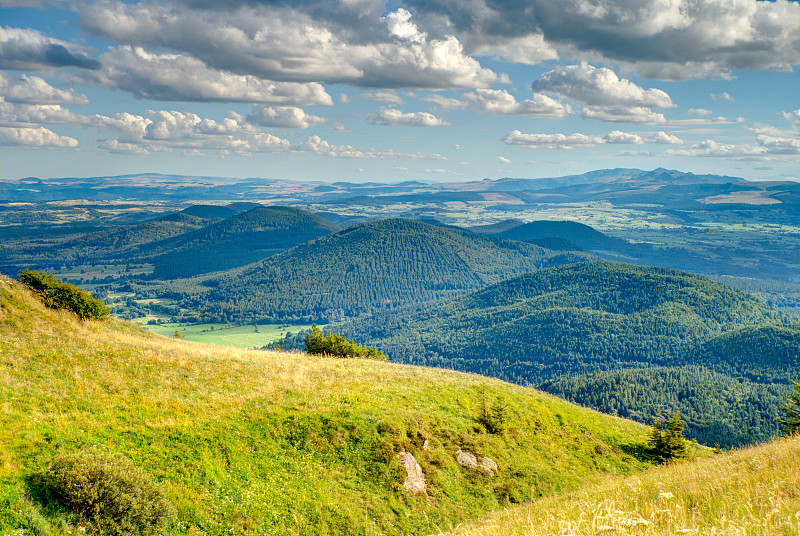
xmin=144 ymin=206 xmax=342 ymax=278
xmin=335 ymin=261 xmax=786 ymax=385
xmin=188 ymin=218 xmax=584 ymax=322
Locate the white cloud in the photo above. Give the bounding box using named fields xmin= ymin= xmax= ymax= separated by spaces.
xmin=689 ymin=108 xmax=713 ymax=116
xmin=365 ymin=108 xmax=449 ymax=127
xmin=533 ymin=63 xmax=673 ymax=124
xmin=496 ymin=156 xmax=512 ymax=163
xmin=247 ymin=105 xmax=326 ymax=129
xmin=360 ymin=91 xmax=405 ymax=105
xmin=710 ymin=92 xmax=734 ymax=101
xmin=581 ymin=105 xmax=665 ymax=124
xmin=296 ymin=135 xmax=446 ymax=159
xmin=0 ymin=26 xmax=100 ymax=71
xmin=533 ymin=63 xmax=674 ymax=108
xmin=0 ymin=72 xmax=89 ymax=105
xmin=79 ymin=2 xmax=501 ymax=90
xmin=0 ymin=102 xmax=84 ymax=126
xmin=501 ymin=129 xmax=657 ymax=149
xmin=74 ymin=46 xmax=333 ymax=105
xmin=0 ymin=126 xmax=78 ymax=148
xmin=666 ymin=136 xmax=800 ymax=158
xmin=781 ymin=109 xmax=800 ymax=127
xmin=648 ymin=131 xmax=684 ymax=144
xmin=339 ymin=93 xmax=351 ymax=104
xmin=424 ymin=89 xmax=570 ymax=117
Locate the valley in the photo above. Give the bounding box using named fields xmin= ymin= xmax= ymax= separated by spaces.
xmin=1 ymin=167 xmax=798 ymax=534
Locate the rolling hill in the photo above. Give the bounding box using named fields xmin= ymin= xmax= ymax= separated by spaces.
xmin=331 ymin=261 xmax=787 ymax=383
xmin=186 ymin=218 xmax=585 ymax=322
xmin=496 ymin=220 xmax=630 ymax=252
xmin=0 ymin=275 xmax=653 ymax=535
xmin=137 ymin=206 xmax=342 ymax=278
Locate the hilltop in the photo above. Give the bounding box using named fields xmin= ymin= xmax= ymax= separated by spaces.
xmin=138 ymin=206 xmax=342 ymax=278
xmin=0 ymin=275 xmax=652 ymax=535
xmin=177 ymin=218 xmax=585 ymax=322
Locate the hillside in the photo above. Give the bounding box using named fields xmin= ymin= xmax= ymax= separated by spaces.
xmin=540 ymin=365 xmax=793 ymax=448
xmin=140 ymin=206 xmax=342 ymax=278
xmin=334 ymin=261 xmax=787 ymax=385
xmin=445 ymin=435 xmax=800 ymax=536
xmin=0 ymin=276 xmax=652 ymax=535
xmin=181 ymin=218 xmax=584 ymax=322
xmin=496 ymin=220 xmax=629 ymax=252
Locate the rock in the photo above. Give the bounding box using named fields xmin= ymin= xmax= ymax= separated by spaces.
xmin=455 ymin=449 xmax=478 ymax=468
xmin=397 ymin=452 xmax=426 ymax=495
xmin=480 ymin=456 xmax=498 ymax=476
xmin=422 ymin=439 xmax=429 ymax=451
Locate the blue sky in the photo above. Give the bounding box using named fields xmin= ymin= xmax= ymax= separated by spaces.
xmin=1 ymin=0 xmax=798 ymax=183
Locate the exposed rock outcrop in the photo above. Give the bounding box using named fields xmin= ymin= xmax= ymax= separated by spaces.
xmin=397 ymin=452 xmax=426 ymax=495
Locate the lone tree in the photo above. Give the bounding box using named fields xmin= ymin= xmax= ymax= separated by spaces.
xmin=776 ymin=381 xmax=800 ymax=437
xmin=18 ymin=269 xmax=109 ymax=321
xmin=649 ymin=410 xmax=687 ymax=463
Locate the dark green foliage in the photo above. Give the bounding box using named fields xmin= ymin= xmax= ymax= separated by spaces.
xmin=541 ymin=365 xmax=792 ymax=448
xmin=497 ymin=220 xmax=627 ymax=252
xmin=342 ymin=261 xmax=785 ymax=385
xmin=304 ymin=324 xmax=387 ymax=360
xmin=43 ymin=449 xmax=172 ymax=535
xmin=193 ymin=218 xmax=582 ymax=322
xmin=18 ymin=269 xmax=109 ymax=320
xmin=477 ymin=387 xmax=508 ymax=435
xmin=776 ymin=381 xmax=800 ymax=436
xmin=145 ymin=206 xmax=342 ymax=279
xmin=648 ymin=411 xmax=687 ymax=463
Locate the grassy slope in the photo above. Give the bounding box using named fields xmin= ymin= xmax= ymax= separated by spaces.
xmin=445 ymin=435 xmax=800 ymax=536
xmin=0 ymin=277 xmax=652 ymax=536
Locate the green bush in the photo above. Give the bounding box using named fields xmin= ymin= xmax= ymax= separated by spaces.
xmin=44 ymin=449 xmax=172 ymax=536
xmin=18 ymin=269 xmax=110 ymax=321
xmin=304 ymin=324 xmax=387 ymax=360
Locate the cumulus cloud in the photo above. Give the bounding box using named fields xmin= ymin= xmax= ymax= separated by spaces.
xmin=247 ymin=105 xmax=326 ymax=128
xmin=502 ymin=129 xmax=645 ymax=149
xmin=0 ymin=26 xmax=101 ymax=71
xmin=0 ymin=102 xmax=84 ymax=126
xmin=688 ymin=108 xmax=713 ymax=116
xmin=710 ymin=92 xmax=734 ymax=101
xmin=405 ymin=0 xmax=800 ymax=80
xmin=649 ymin=131 xmax=683 ymax=144
xmin=532 ymin=63 xmax=674 ymax=124
xmin=0 ymin=72 xmax=89 ymax=105
xmin=424 ymin=89 xmax=570 ymax=117
xmin=0 ymin=126 xmax=78 ymax=148
xmin=534 ymin=63 xmax=673 ymax=107
xmin=496 ymin=156 xmax=512 ymax=163
xmin=79 ymin=2 xmax=501 ymax=90
xmin=666 ymin=136 xmax=800 ymax=158
xmin=296 ymin=135 xmax=447 ymax=159
xmin=74 ymin=46 xmax=333 ymax=105
xmin=365 ymin=107 xmax=449 ymax=127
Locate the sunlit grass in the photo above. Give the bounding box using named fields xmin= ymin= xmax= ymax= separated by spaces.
xmin=444 ymin=436 xmax=800 ymax=536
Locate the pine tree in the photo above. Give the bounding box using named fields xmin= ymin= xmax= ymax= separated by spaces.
xmin=649 ymin=410 xmax=687 ymax=463
xmin=776 ymin=381 xmax=800 ymax=437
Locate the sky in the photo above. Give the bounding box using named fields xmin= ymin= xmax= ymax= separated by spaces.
xmin=1 ymin=0 xmax=798 ymax=183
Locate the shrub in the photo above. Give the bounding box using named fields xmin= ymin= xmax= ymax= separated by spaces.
xmin=18 ymin=269 xmax=110 ymax=321
xmin=776 ymin=380 xmax=800 ymax=437
xmin=44 ymin=449 xmax=172 ymax=536
xmin=304 ymin=324 xmax=387 ymax=360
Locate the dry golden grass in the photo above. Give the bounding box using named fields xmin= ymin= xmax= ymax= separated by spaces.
xmin=444 ymin=436 xmax=800 ymax=536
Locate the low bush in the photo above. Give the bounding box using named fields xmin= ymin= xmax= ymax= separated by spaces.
xmin=304 ymin=324 xmax=387 ymax=359
xmin=44 ymin=448 xmax=172 ymax=536
xmin=18 ymin=269 xmax=110 ymax=321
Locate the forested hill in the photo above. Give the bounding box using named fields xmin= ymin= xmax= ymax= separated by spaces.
xmin=141 ymin=206 xmax=342 ymax=278
xmin=17 ymin=213 xmax=211 ymax=265
xmin=189 ymin=218 xmax=585 ymax=322
xmin=496 ymin=220 xmax=629 ymax=252
xmin=336 ymin=261 xmax=787 ymax=385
